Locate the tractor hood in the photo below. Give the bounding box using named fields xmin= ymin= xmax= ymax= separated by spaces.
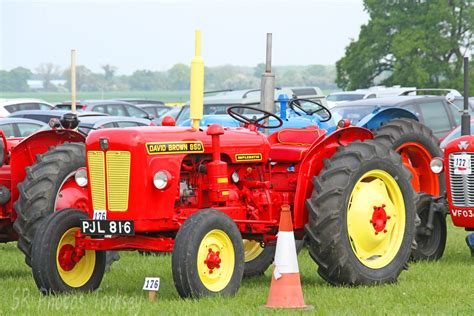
xmin=86 ymin=125 xmax=271 ymax=163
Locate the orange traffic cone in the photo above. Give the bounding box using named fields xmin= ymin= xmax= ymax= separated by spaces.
xmin=265 ymin=204 xmax=312 ymax=310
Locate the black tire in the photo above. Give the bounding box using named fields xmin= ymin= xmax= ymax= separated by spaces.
xmin=172 ymin=209 xmax=244 ymax=298
xmin=13 ymin=142 xmax=119 ymax=269
xmin=305 ymin=140 xmax=416 ymax=285
xmin=373 ymin=118 xmax=444 ymax=194
xmin=243 ymin=237 xmax=305 ymax=277
xmin=411 ymin=193 xmax=447 ymax=261
xmin=31 ymin=208 xmax=106 ymax=294
xmin=14 ymin=142 xmax=86 ymax=265
xmin=243 ymin=241 xmax=275 ymax=277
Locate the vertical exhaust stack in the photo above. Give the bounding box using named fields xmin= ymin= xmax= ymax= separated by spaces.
xmin=190 ymin=30 xmax=204 ymax=130
xmin=461 ymin=57 xmax=470 ymax=136
xmin=70 ymin=49 xmax=77 ymax=113
xmin=260 ymin=33 xmax=275 ymax=133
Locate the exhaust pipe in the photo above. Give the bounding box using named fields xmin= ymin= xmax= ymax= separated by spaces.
xmin=461 ymin=57 xmax=470 ymax=136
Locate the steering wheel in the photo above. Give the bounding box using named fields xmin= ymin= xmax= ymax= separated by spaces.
xmin=227 ymin=106 xmax=283 ymax=129
xmin=289 ymin=98 xmax=332 ymax=122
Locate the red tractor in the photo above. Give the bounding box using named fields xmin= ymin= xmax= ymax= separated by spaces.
xmin=30 ymin=103 xmax=420 ymax=297
xmin=0 ymin=114 xmax=118 ymax=267
xmin=427 ymin=58 xmax=474 ymax=257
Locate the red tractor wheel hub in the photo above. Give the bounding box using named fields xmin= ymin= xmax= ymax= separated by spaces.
xmin=58 ymin=244 xmax=85 ymax=271
xmin=370 ymin=204 xmax=391 ymax=235
xmin=204 ymin=248 xmax=221 ymax=274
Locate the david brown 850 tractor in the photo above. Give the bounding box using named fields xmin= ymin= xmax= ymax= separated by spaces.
xmin=31 ymin=102 xmax=418 ymax=297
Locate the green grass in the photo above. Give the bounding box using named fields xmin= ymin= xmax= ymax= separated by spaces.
xmin=0 ymin=91 xmax=190 ymax=104
xmin=0 ymin=220 xmax=472 ymax=315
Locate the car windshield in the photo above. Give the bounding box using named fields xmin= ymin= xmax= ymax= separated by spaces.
xmin=332 ymin=105 xmax=380 ymax=125
xmin=327 ymin=94 xmax=365 ymax=102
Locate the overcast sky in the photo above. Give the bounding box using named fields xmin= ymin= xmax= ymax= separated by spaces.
xmin=0 ymin=0 xmax=369 ymax=74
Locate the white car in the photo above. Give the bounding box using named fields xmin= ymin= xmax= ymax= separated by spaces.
xmin=327 ymin=86 xmax=417 ymax=108
xmin=0 ymin=98 xmax=53 ymax=117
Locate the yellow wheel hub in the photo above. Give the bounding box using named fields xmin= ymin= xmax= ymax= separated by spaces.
xmin=347 ymin=170 xmax=406 ymax=269
xmin=243 ymin=240 xmax=264 ymax=262
xmin=56 ymin=228 xmax=96 ymax=288
xmin=197 ymin=229 xmax=235 ymax=292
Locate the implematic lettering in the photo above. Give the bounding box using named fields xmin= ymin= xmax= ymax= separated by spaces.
xmin=146 ymin=141 xmax=204 ymax=155
xmin=235 ymin=153 xmax=262 ymax=162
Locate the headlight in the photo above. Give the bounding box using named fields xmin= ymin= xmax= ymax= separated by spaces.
xmin=430 ymin=157 xmax=444 ymax=174
xmin=231 ymin=171 xmax=240 ymax=183
xmin=75 ymin=168 xmax=88 ymax=187
xmin=153 ymin=170 xmax=171 ymax=189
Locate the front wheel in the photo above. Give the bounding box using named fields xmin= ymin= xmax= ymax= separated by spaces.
xmin=305 ymin=140 xmax=416 ymax=285
xmin=172 ymin=209 xmax=244 ymax=298
xmin=31 ymin=209 xmax=106 ymax=294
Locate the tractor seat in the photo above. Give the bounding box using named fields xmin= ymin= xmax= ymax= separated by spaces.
xmin=268 ymin=128 xmax=326 ymax=162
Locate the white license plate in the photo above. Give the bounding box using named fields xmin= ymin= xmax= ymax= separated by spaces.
xmin=453 ymin=153 xmax=471 ymax=175
xmin=81 ymin=220 xmax=134 ymax=236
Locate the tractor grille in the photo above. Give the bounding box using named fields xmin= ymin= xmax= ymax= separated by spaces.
xmin=88 ymin=151 xmax=106 ymax=210
xmin=87 ymin=150 xmax=131 ymax=212
xmin=449 ymin=152 xmax=474 ymax=207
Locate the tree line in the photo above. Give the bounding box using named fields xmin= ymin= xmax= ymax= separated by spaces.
xmin=0 ymin=63 xmax=337 ymax=93
xmin=336 ymin=0 xmax=474 ymax=95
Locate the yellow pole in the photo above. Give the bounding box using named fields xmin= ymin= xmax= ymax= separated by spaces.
xmin=71 ymin=49 xmax=77 ymax=113
xmin=189 ymin=30 xmax=204 ymax=129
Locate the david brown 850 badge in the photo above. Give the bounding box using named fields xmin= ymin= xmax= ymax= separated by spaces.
xmin=146 ymin=141 xmax=204 ymax=155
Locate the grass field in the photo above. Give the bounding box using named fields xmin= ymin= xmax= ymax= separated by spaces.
xmin=0 ymin=220 xmax=472 ymax=315
xmin=0 ymin=91 xmax=190 ymax=104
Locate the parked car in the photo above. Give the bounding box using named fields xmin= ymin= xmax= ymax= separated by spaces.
xmin=332 ymin=95 xmax=472 ymax=138
xmin=53 ymin=100 xmax=152 ymax=119
xmin=137 ymin=103 xmax=172 ymax=119
xmin=440 ymin=119 xmax=474 ymax=149
xmin=114 ymin=98 xmax=165 ymax=105
xmin=327 ymin=86 xmax=416 ymax=107
xmin=0 ymin=98 xmax=53 ymax=117
xmin=75 ymin=116 xmax=152 ymax=135
xmin=9 ymin=110 xmax=107 ymax=124
xmin=0 ymin=117 xmax=47 ymax=138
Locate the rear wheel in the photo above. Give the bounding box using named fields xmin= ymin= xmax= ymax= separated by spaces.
xmin=305 ymin=140 xmax=416 ymax=285
xmin=31 ymin=209 xmax=106 ymax=294
xmin=373 ymin=118 xmax=443 ymax=196
xmin=172 ymin=209 xmax=244 ymax=298
xmin=411 ymin=193 xmax=447 ymax=261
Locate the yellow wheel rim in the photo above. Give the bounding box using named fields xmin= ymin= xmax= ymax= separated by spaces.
xmin=197 ymin=229 xmax=235 ymax=292
xmin=56 ymin=228 xmax=96 ymax=287
xmin=347 ymin=169 xmax=406 ymax=269
xmin=243 ymin=240 xmax=264 ymax=262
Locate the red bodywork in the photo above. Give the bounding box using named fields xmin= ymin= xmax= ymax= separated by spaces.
xmin=0 ymin=130 xmax=85 ymax=242
xmin=443 ymin=135 xmax=474 ymax=228
xmin=79 ymin=125 xmax=373 ymax=251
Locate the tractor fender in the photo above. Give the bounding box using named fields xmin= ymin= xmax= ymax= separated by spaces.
xmin=357 ymin=108 xmax=418 ymax=130
xmin=292 ymin=126 xmax=373 ymax=229
xmin=9 ymin=129 xmax=85 ymax=206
